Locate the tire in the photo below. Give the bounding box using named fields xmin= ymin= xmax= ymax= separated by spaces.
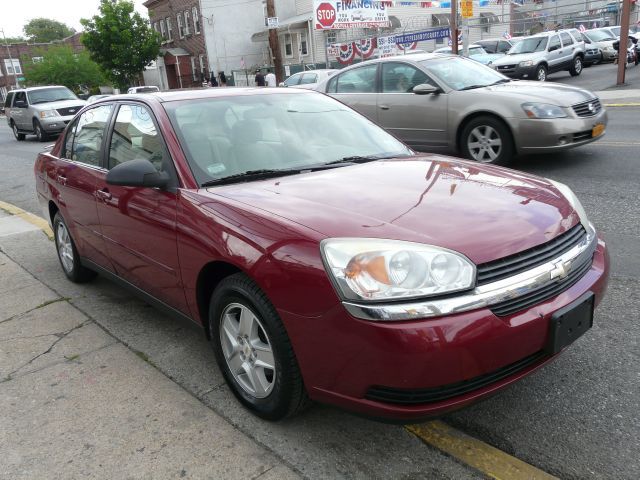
xmin=209 ymin=273 xmax=309 ymax=420
xmin=569 ymin=56 xmax=583 ymax=76
xmin=535 ymin=64 xmax=547 ymax=82
xmin=460 ymin=115 xmax=514 ymax=166
xmin=34 ymin=120 xmax=48 ymax=142
xmin=53 ymin=212 xmax=97 ymax=283
xmin=11 ymin=121 xmax=25 ymax=141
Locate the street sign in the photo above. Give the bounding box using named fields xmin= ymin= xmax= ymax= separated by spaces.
xmin=461 ymin=0 xmax=473 ymax=19
xmin=267 ymin=17 xmax=279 ymax=29
xmin=315 ymin=2 xmax=336 ymax=29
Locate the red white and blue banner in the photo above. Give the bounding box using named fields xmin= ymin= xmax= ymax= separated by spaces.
xmin=314 ymin=1 xmax=391 ymax=30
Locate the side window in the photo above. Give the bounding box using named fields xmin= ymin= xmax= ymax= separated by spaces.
xmin=69 ymin=105 xmax=113 ymax=166
xmin=560 ymin=32 xmax=573 ymax=46
xmin=482 ymin=42 xmax=497 ymax=53
xmin=326 ymin=75 xmax=338 ymax=93
xmin=335 ymin=64 xmax=377 ymax=93
xmin=63 ymin=120 xmax=78 ymax=158
xmin=549 ymin=36 xmax=561 ymax=51
xmin=284 ymin=73 xmax=302 ymax=86
xmin=14 ymin=91 xmax=26 ymax=105
xmin=299 ymin=73 xmax=318 ymax=85
xmin=498 ymin=41 xmax=511 ymax=53
xmin=4 ymin=91 xmax=14 ymax=108
xmin=381 ymin=63 xmax=431 ymax=93
xmin=108 ymin=104 xmax=165 ymax=172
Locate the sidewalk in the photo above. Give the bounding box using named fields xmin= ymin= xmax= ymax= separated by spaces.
xmin=0 ymin=212 xmax=300 ymax=479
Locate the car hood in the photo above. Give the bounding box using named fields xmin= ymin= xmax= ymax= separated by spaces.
xmin=471 ymin=53 xmax=505 ymax=65
xmin=592 ymin=40 xmax=615 ymax=48
xmin=479 ymin=81 xmax=597 ymax=106
xmin=30 ymin=99 xmax=86 ymax=111
xmin=206 ymin=157 xmax=579 ymax=265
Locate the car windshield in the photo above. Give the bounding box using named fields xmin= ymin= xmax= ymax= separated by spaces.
xmin=610 ymin=26 xmax=621 ymax=36
xmin=468 ymin=46 xmax=488 ymax=57
xmin=27 ymin=87 xmax=77 ymax=104
xmin=508 ymin=37 xmax=548 ymax=54
xmin=164 ymin=92 xmax=412 ymax=185
xmin=419 ymin=57 xmax=508 ymax=91
xmin=586 ymin=30 xmax=616 ymax=42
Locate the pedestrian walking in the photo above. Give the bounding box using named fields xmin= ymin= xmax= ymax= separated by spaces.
xmin=210 ymin=75 xmax=218 ymax=87
xmin=255 ymin=69 xmax=266 ymax=87
xmin=219 ymin=71 xmax=227 ymax=87
xmin=265 ymin=69 xmax=276 ymax=87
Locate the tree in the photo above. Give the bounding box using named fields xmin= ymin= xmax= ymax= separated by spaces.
xmin=2 ymin=36 xmax=27 ymax=44
xmin=23 ymin=46 xmax=107 ymax=93
xmin=23 ymin=18 xmax=75 ymax=43
xmin=80 ymin=0 xmax=161 ymax=90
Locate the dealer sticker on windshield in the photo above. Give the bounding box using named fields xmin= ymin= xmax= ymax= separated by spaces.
xmin=592 ymin=124 xmax=605 ymax=138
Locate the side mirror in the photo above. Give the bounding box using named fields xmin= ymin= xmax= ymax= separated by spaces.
xmin=413 ymin=84 xmax=440 ymax=95
xmin=106 ymin=158 xmax=170 ymax=189
xmin=14 ymin=100 xmax=27 ymax=108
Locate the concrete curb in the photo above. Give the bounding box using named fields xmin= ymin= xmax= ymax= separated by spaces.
xmin=0 ymin=200 xmax=53 ymax=240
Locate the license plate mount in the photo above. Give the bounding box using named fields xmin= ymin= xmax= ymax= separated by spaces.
xmin=546 ymin=292 xmax=594 ymax=355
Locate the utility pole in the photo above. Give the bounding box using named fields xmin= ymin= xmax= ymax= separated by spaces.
xmin=617 ymin=0 xmax=632 ymax=85
xmin=266 ymin=0 xmax=284 ymax=84
xmin=450 ymin=0 xmax=458 ymax=54
xmin=0 ymin=29 xmax=19 ymax=89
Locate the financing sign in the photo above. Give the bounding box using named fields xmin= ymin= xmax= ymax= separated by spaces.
xmin=313 ymin=0 xmax=390 ymax=30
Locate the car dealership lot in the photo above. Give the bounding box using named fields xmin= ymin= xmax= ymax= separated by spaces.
xmin=0 ymin=94 xmax=639 ymax=479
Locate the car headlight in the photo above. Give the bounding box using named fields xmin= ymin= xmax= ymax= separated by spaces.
xmin=519 ymin=60 xmax=534 ymax=67
xmin=546 ymin=179 xmax=591 ymax=231
xmin=321 ymin=238 xmax=476 ymax=302
xmin=39 ymin=110 xmax=58 ymax=118
xmin=521 ymin=103 xmax=568 ymax=119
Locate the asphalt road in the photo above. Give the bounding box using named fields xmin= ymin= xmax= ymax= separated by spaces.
xmin=0 ymin=106 xmax=638 ymax=479
xmin=548 ymin=61 xmax=640 ymax=91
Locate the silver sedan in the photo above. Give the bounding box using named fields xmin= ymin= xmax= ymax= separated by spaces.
xmin=316 ymin=54 xmax=607 ymax=164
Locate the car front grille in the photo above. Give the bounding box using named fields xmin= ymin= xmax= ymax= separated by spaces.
xmin=56 ymin=106 xmax=83 ymax=116
xmin=476 ymin=224 xmax=587 ymax=286
xmin=586 ymin=49 xmax=599 ymax=55
xmin=495 ymin=64 xmax=516 ymax=72
xmin=572 ymin=98 xmax=602 ymax=117
xmin=573 ymin=130 xmax=593 ymax=142
xmin=365 ymin=350 xmax=547 ymax=405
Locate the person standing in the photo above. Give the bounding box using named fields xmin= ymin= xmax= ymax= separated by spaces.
xmin=265 ymin=68 xmax=276 ymax=87
xmin=255 ymin=69 xmax=266 ymax=87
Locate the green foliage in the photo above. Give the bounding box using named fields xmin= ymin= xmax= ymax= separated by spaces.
xmin=2 ymin=35 xmax=27 ymax=44
xmin=24 ymin=18 xmax=74 ymax=43
xmin=23 ymin=46 xmax=107 ymax=93
xmin=80 ymin=0 xmax=161 ymax=90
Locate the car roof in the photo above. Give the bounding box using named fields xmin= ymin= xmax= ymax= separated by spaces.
xmin=98 ymin=87 xmax=315 ymax=104
xmin=15 ymin=85 xmax=69 ymax=92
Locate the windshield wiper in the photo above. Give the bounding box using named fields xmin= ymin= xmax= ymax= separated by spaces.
xmin=489 ymin=79 xmax=511 ymax=85
xmin=200 ymin=169 xmax=303 ymax=187
xmin=324 ymin=153 xmax=411 ymax=166
xmin=458 ymin=84 xmax=488 ymax=91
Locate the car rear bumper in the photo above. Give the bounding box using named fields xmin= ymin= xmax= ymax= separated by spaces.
xmin=512 ymin=109 xmax=607 ymax=154
xmin=283 ymin=237 xmax=609 ymax=422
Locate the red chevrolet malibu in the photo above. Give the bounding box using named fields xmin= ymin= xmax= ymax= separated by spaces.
xmin=34 ymin=88 xmax=609 ymax=421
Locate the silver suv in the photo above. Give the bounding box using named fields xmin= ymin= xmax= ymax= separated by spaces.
xmin=4 ymin=86 xmax=86 ymax=141
xmin=490 ymin=30 xmax=586 ymax=81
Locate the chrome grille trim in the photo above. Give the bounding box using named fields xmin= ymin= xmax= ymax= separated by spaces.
xmin=572 ymin=98 xmax=602 ymax=117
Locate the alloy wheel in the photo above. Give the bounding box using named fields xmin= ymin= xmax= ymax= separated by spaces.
xmin=56 ymin=222 xmax=74 ymax=273
xmin=574 ymin=58 xmax=582 ymax=74
xmin=537 ymin=68 xmax=546 ymax=81
xmin=219 ymin=303 xmax=276 ymax=399
xmin=467 ymin=125 xmax=502 ymax=163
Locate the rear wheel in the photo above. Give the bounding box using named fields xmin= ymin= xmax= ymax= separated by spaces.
xmin=569 ymin=56 xmax=583 ymax=76
xmin=460 ymin=116 xmax=514 ymax=166
xmin=12 ymin=122 xmax=25 ymax=141
xmin=53 ymin=213 xmax=96 ymax=283
xmin=535 ymin=64 xmax=547 ymax=81
xmin=34 ymin=120 xmax=48 ymax=142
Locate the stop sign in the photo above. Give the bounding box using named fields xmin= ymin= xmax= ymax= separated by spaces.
xmin=316 ymin=2 xmax=336 ymax=29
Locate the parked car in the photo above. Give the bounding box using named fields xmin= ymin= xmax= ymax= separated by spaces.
xmin=317 ymin=53 xmax=607 ymax=165
xmin=127 ymin=85 xmax=160 ymax=94
xmin=35 ymin=88 xmax=609 ymax=421
xmin=279 ymin=69 xmax=337 ymax=89
xmin=582 ymin=29 xmax=618 ymax=61
xmin=475 ymin=38 xmax=516 ymax=54
xmin=4 ymin=86 xmax=86 ymax=141
xmin=433 ymin=44 xmax=504 ymax=65
xmin=87 ymin=94 xmax=112 ymax=104
xmin=490 ymin=30 xmax=586 ymax=81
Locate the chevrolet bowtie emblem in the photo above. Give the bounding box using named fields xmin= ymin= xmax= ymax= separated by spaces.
xmin=550 ymin=260 xmax=571 ymax=280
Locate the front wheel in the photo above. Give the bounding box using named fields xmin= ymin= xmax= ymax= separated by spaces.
xmin=53 ymin=212 xmax=97 ymax=283
xmin=12 ymin=122 xmax=25 ymax=141
xmin=34 ymin=120 xmax=48 ymax=142
xmin=209 ymin=273 xmax=309 ymax=420
xmin=535 ymin=64 xmax=547 ymax=81
xmin=569 ymin=56 xmax=583 ymax=76
xmin=460 ymin=116 xmax=514 ymax=165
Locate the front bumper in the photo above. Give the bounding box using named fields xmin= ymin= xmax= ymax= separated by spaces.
xmin=40 ymin=115 xmax=75 ymax=134
xmin=284 ymin=237 xmax=609 ymax=422
xmin=511 ymin=108 xmax=607 ymax=154
xmin=493 ymin=63 xmax=538 ymax=79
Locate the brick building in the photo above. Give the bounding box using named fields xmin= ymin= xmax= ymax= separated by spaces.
xmin=0 ymin=32 xmax=84 ymax=103
xmin=144 ymin=0 xmax=209 ymax=89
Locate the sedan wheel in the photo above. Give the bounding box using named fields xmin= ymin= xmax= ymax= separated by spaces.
xmin=461 ymin=116 xmax=514 ymax=166
xmin=53 ymin=212 xmax=97 ymax=283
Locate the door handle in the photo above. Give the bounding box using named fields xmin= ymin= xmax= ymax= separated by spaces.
xmin=379 ymin=105 xmax=390 ymax=110
xmin=56 ymin=175 xmax=67 ymax=185
xmin=96 ymin=189 xmax=112 ymax=201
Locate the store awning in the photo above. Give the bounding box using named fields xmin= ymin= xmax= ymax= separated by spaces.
xmin=251 ymin=13 xmax=313 ymax=42
xmin=432 ymin=14 xmax=451 ymax=27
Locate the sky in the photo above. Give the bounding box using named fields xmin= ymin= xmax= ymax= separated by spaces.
xmin=1 ymin=0 xmax=150 ymax=38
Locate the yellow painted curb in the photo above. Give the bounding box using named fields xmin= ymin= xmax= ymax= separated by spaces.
xmin=0 ymin=200 xmax=53 ymax=240
xmin=603 ymin=103 xmax=640 ymax=107
xmin=406 ymin=421 xmax=558 ymax=480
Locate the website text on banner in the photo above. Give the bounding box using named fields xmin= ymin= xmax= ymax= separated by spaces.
xmin=314 ymin=0 xmax=391 ymax=30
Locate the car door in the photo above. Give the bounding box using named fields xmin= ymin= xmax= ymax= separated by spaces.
xmin=376 ymin=62 xmax=449 ymax=150
xmin=95 ymin=102 xmax=189 ymax=313
xmin=54 ymin=104 xmax=115 ymax=271
xmin=325 ymin=63 xmax=379 ymax=123
xmin=547 ymin=35 xmax=563 ymax=72
xmin=559 ymin=32 xmax=576 ymax=68
xmin=10 ymin=91 xmax=27 ymax=129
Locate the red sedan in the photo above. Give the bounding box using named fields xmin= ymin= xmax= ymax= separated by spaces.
xmin=34 ymin=88 xmax=609 ymax=421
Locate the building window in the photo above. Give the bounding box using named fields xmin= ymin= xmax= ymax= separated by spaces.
xmin=32 ymin=56 xmax=44 ymax=63
xmin=300 ymin=32 xmax=308 ymax=56
xmin=284 ymin=33 xmax=293 ymax=57
xmin=166 ymin=17 xmax=172 ymax=41
xmin=193 ymin=6 xmax=200 ymax=34
xmin=4 ymin=59 xmax=22 ymax=75
xmin=177 ymin=14 xmax=184 ymax=38
xmin=199 ymin=54 xmax=205 ymax=78
xmin=160 ymin=19 xmax=166 ymax=39
xmin=191 ymin=56 xmax=197 ymax=81
xmin=327 ymin=31 xmax=337 ymax=44
xmin=184 ymin=11 xmax=191 ymax=36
